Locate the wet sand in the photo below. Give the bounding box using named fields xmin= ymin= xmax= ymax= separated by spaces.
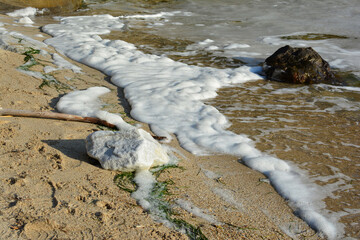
xmin=206 ymin=81 xmax=360 ymax=237
xmin=0 ymin=14 xmax=322 ymax=239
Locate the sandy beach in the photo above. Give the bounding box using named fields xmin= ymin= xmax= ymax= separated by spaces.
xmin=0 ymin=13 xmax=323 ymax=239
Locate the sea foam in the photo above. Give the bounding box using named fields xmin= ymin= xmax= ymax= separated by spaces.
xmin=7 ymin=7 xmax=37 ymax=18
xmin=42 ymin=14 xmax=339 ymax=239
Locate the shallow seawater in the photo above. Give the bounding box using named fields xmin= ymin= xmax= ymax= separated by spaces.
xmin=4 ymin=0 xmax=359 ymax=237
xmin=66 ymin=0 xmax=360 ymax=237
xmin=83 ymin=0 xmax=360 ymax=73
xmin=103 ymin=0 xmax=358 ymax=235
xmin=206 ymin=81 xmax=360 ymax=236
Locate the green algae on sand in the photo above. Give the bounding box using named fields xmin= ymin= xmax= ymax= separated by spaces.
xmin=281 ymin=33 xmax=349 ymax=41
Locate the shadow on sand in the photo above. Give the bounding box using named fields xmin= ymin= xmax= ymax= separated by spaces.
xmin=42 ymin=138 xmax=102 ymax=168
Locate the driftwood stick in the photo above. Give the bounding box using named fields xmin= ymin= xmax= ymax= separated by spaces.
xmin=0 ymin=109 xmax=116 ymax=128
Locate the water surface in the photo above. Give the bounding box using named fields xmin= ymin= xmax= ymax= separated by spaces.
xmin=73 ymin=0 xmax=360 ymax=237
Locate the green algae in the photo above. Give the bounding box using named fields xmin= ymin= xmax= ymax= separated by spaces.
xmin=114 ymin=164 xmax=208 ymax=240
xmin=149 ymin=164 xmax=208 ymax=240
xmin=114 ymin=171 xmax=137 ymax=193
xmin=150 ymin=163 xmax=185 ymax=178
xmin=334 ymin=71 xmax=360 ymax=87
xmin=281 ymin=33 xmax=348 ymax=41
xmin=19 ymin=47 xmax=41 ymax=70
xmin=18 ymin=48 xmax=73 ymax=91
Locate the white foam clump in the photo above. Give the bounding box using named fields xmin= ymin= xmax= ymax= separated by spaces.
xmin=51 ymin=53 xmax=82 ymax=73
xmin=10 ymin=31 xmax=47 ymax=48
xmin=206 ymin=45 xmax=219 ymax=51
xmin=42 ymin=15 xmax=262 ymax=154
xmin=128 ymin=168 xmax=182 ymax=230
xmin=56 ymin=87 xmax=127 ymax=130
xmin=187 ymin=40 xmax=254 ymax=57
xmin=131 ymin=170 xmax=157 ymax=210
xmin=123 ymin=11 xmax=179 ymax=19
xmin=43 ymin=66 xmax=57 ymax=74
xmin=224 ymin=43 xmax=250 ymax=49
xmin=43 ymin=15 xmax=338 ymax=238
xmin=175 ymin=199 xmax=221 ymax=225
xmin=0 ymin=30 xmax=47 ymax=50
xmin=7 ymin=7 xmax=37 ymax=17
xmin=57 ymin=87 xmax=112 ymax=117
xmin=57 ymin=87 xmax=169 ymax=171
xmin=35 ymin=34 xmax=45 ymax=38
xmin=243 ymin=155 xmax=291 ymax=173
xmin=198 ymin=39 xmax=214 ymax=45
xmin=244 ymin=154 xmax=338 ymax=239
xmin=17 ymin=17 xmax=34 ymax=25
xmin=47 ymin=15 xmax=125 ymax=38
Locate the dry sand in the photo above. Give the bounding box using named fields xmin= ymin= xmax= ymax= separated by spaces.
xmin=0 ymin=14 xmax=322 ymax=239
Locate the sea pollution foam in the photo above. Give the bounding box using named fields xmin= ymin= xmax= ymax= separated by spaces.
xmin=42 ymin=14 xmax=339 ymax=239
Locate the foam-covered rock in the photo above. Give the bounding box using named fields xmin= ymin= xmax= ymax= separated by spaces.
xmin=86 ymin=128 xmax=169 ymax=171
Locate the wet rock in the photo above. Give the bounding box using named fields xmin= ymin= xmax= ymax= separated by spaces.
xmin=263 ymin=45 xmax=338 ymax=85
xmin=86 ymin=128 xmax=169 ymax=171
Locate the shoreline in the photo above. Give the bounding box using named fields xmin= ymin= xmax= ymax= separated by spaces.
xmin=0 ymin=13 xmax=322 ymax=239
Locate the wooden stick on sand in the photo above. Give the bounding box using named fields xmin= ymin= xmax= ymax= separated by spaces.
xmin=0 ymin=108 xmax=116 ymax=128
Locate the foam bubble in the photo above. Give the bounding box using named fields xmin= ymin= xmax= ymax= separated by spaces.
xmin=7 ymin=7 xmax=37 ymax=18
xmin=17 ymin=17 xmax=34 ymax=25
xmin=175 ymin=199 xmax=221 ymax=225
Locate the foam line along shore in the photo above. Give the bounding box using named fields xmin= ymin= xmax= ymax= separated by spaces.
xmin=1 ymin=1 xmax=359 ymax=239
xmin=41 ymin=12 xmax=339 ymax=239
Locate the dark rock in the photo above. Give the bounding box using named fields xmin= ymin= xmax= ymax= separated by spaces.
xmin=263 ymin=45 xmax=338 ymax=85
